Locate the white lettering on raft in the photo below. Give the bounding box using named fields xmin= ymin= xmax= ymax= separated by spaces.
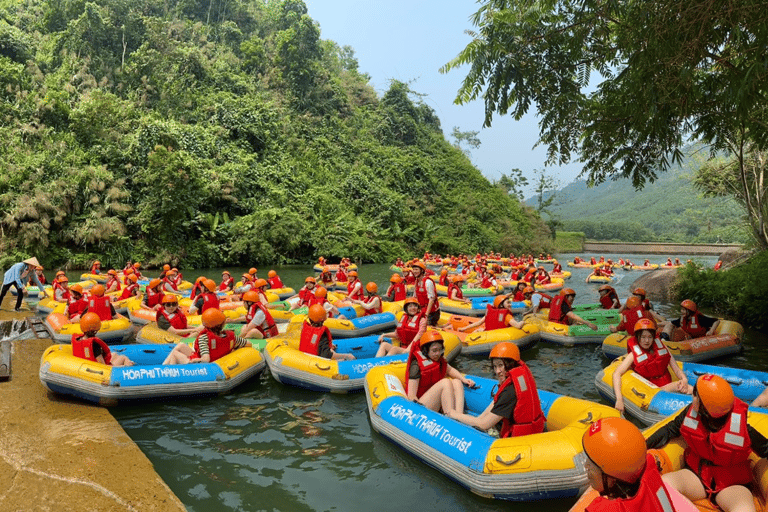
xmin=386 ymin=403 xmax=472 ymax=454
xmin=121 ymin=366 xmax=209 ymax=380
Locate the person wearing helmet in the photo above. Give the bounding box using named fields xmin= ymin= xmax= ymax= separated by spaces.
xmin=319 ymin=266 xmax=335 ymax=287
xmin=535 ymin=267 xmax=552 ymax=285
xmin=82 ymin=284 xmax=116 ymax=321
xmin=238 ymin=290 xmax=278 ymax=339
xmin=72 ymin=312 xmax=133 ymax=367
xmin=189 ymin=276 xmax=206 ymax=301
xmin=598 ymin=285 xmax=621 ymax=310
xmin=661 ymin=300 xmax=720 ymax=342
xmin=233 ymin=273 xmax=254 ymax=295
xmin=552 ymin=260 xmax=562 ymax=274
xmin=117 ymin=274 xmax=140 ymax=300
xmin=349 ymin=282 xmax=382 ymax=316
xmin=89 ymin=260 xmax=101 ymax=275
xmin=132 ymin=262 xmax=143 ymax=280
xmin=385 ymin=274 xmax=407 ymax=302
xmin=448 ymin=342 xmax=544 ymax=438
xmin=458 ymin=295 xmax=526 ymax=333
xmin=161 ymin=268 xmax=179 ymax=292
xmin=512 ymin=282 xmax=528 ymax=302
xmin=307 ymin=286 xmax=345 ymax=319
xmin=141 ymin=279 xmax=165 ymax=311
xmin=123 ymin=260 xmax=133 ymax=272
xmin=346 ymin=270 xmax=363 ymax=301
xmin=335 ymin=265 xmax=348 ymax=283
xmin=646 ymin=375 xmax=768 ymax=511
xmin=266 ymin=270 xmax=284 ymax=289
xmin=299 ymin=304 xmax=355 ymax=360
xmin=585 ymin=265 xmax=606 ymax=282
xmin=188 ymin=279 xmax=220 ymax=315
xmin=548 ymin=289 xmax=598 ymax=330
xmin=582 ymin=417 xmax=681 ymax=512
xmin=158 ymin=264 xmax=171 ymax=280
xmin=105 ymin=269 xmax=121 ymax=293
xmin=65 ymin=284 xmax=88 ymax=322
xmin=437 ymin=268 xmax=449 ymax=287
xmin=376 ymin=298 xmax=425 ymax=357
xmin=411 ymin=261 xmax=440 ymax=326
xmin=288 ymin=277 xmax=317 ymax=310
xmin=164 ymin=308 xmax=251 ymax=365
xmin=405 ymin=330 xmax=474 ymax=414
xmin=446 ymin=275 xmax=471 ymax=305
xmin=156 ymin=294 xmax=200 ymax=336
xmin=394 ymin=257 xmax=404 ymax=268
xmin=53 ymin=275 xmax=71 ymax=303
xmin=121 ymin=267 xmax=135 ymax=285
xmin=611 ymin=319 xmax=692 ymax=413
xmin=610 ymin=296 xmax=649 ymax=335
xmin=218 ymin=270 xmax=235 ymax=292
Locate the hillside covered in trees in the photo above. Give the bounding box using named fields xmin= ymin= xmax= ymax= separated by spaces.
xmin=0 ymin=0 xmax=551 ymax=269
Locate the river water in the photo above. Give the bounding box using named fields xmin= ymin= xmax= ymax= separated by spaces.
xmin=101 ymin=254 xmax=767 ymax=512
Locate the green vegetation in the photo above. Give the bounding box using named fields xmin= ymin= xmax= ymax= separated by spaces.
xmin=552 ymin=232 xmax=584 ymax=253
xmin=0 ymin=0 xmax=550 ymax=270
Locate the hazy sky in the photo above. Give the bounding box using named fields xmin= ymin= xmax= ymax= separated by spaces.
xmin=304 ymin=0 xmax=585 ymax=197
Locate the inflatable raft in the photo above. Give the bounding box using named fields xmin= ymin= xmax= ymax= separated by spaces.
xmin=439 ymin=315 xmax=541 ymax=355
xmin=601 ymin=319 xmax=744 ymax=362
xmin=287 ymin=312 xmax=397 ymax=338
xmin=525 ymin=316 xmax=615 ymax=346
xmin=365 ymin=365 xmax=621 ymax=501
xmin=550 ymin=271 xmax=572 ymax=280
xmin=595 ymin=355 xmax=768 ymax=425
xmin=622 ymin=264 xmax=659 ymax=271
xmin=45 ymin=312 xmax=133 ymax=344
xmin=438 ymin=297 xmax=529 ymax=316
xmin=39 ymin=342 xmax=265 ymax=406
xmin=134 ymin=322 xmax=274 ymax=349
xmin=264 ymin=331 xmax=462 ymax=393
xmin=585 ymin=274 xmax=613 ymax=284
xmin=435 ymin=284 xmax=504 ymax=297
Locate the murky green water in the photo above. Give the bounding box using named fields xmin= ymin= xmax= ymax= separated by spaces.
xmin=105 ymin=254 xmax=768 ymax=512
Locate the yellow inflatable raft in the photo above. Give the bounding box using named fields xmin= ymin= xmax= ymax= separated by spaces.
xmin=45 ymin=312 xmax=133 ymax=344
xmin=438 ymin=314 xmax=541 ymax=355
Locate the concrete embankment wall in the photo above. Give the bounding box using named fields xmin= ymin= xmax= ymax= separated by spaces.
xmin=583 ymin=241 xmax=742 ymax=256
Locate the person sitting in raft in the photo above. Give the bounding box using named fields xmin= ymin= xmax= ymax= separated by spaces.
xmin=448 ymin=342 xmax=544 ymax=437
xmin=299 ymin=304 xmax=355 ymax=361
xmin=385 ymin=274 xmax=407 ymax=302
xmin=236 ymin=290 xmax=278 ymax=339
xmin=319 ymin=266 xmax=335 ymax=287
xmin=661 ymin=300 xmax=720 ymax=342
xmin=535 ymin=266 xmax=552 ymax=285
xmin=266 ymin=270 xmax=284 ymax=289
xmin=188 ymin=279 xmax=219 ymax=315
xmin=123 ymin=260 xmax=133 ymax=272
xmin=612 ymin=319 xmax=692 ymax=413
xmin=248 ymin=267 xmax=258 ymax=281
xmin=132 ymin=262 xmax=143 ymax=280
xmin=218 ymin=270 xmax=235 ymax=292
xmin=89 ymin=260 xmax=101 ymax=275
xmin=288 ymin=276 xmax=317 ymax=310
xmin=411 ymin=261 xmax=440 ymax=326
xmin=590 ymin=256 xmax=598 ymax=265
xmin=233 ymin=273 xmax=254 ymax=296
xmin=158 ymin=264 xmax=171 ymax=280
xmin=646 ymin=374 xmax=768 ymax=512
xmin=307 ymin=286 xmax=344 ymax=319
xmin=406 ymin=330 xmax=474 ymax=414
xmin=346 ymin=270 xmax=364 ymax=301
xmin=438 ymin=268 xmax=449 ymax=286
xmin=64 ymin=284 xmax=88 ymax=322
xmin=117 ymin=274 xmax=140 ymax=301
xmin=552 ymin=260 xmax=563 ymax=273
xmin=163 ymin=308 xmax=251 ymax=365
xmin=549 ymin=288 xmax=599 ymax=330
xmin=53 ymin=275 xmax=71 ymax=303
xmin=156 ymin=295 xmax=200 ymax=337
xmin=161 ymin=268 xmax=179 ymax=292
xmin=458 ymin=295 xmax=526 ymax=332
xmin=349 ymin=282 xmax=382 ymax=315
xmin=250 ymin=278 xmax=281 ymax=310
xmin=189 ymin=276 xmax=206 ymax=301
xmin=585 ymin=266 xmax=605 ymax=282
xmin=582 ymin=417 xmax=688 ymax=512
xmin=73 ymin=313 xmax=134 ymax=367
xmin=610 ymin=296 xmax=649 ymax=336
xmin=335 ymin=265 xmax=348 ymax=283
xmin=104 ymin=270 xmax=121 ymax=293
xmin=675 ymin=258 xmax=682 ymax=266
xmin=82 ymin=284 xmax=117 ymax=321
xmin=598 ymin=285 xmax=621 ymax=309
xmin=666 ymin=258 xmax=673 ymax=267
xmin=141 ymin=279 xmax=164 ymax=311
xmin=573 ymin=256 xmax=583 ymax=264
xmin=376 ymin=298 xmax=426 ymax=357
xmin=402 ymin=266 xmax=416 ymax=285
xmin=512 ymin=282 xmax=528 ymax=302
xmin=29 ymin=266 xmax=47 ymax=286
xmin=751 ymin=386 xmax=768 ymax=408
xmin=446 ymin=275 xmax=471 ymax=305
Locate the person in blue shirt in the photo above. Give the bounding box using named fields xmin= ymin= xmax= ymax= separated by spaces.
xmin=0 ymin=257 xmax=48 ymax=311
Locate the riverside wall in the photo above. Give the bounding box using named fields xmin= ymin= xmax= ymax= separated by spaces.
xmin=582 ymin=241 xmax=742 ymax=256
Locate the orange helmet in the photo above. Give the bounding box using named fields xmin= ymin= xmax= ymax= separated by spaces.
xmin=242 ymin=273 xmax=252 ymax=280
xmin=253 ymin=278 xmax=267 ymax=288
xmin=222 ymin=270 xmax=231 ymax=276
xmin=493 ymin=295 xmax=509 ymax=308
xmin=161 ymin=294 xmax=179 ymax=304
xmin=70 ymin=284 xmax=83 ymax=295
xmin=403 ymin=297 xmax=420 ymax=310
xmin=440 ymin=269 xmax=448 ymax=276
xmin=148 ymin=279 xmax=162 ymax=290
xmin=249 ymin=267 xmax=258 ymax=275
xmin=126 ymin=274 xmax=138 ymax=284
xmin=489 ymin=341 xmax=520 ymax=361
xmin=163 ymin=264 xmax=171 ymax=271
xmin=195 ymin=276 xmax=206 ymax=284
xmin=107 ymin=269 xmax=117 ymax=276
xmin=523 ymin=286 xmax=534 ymax=294
xmin=633 ymin=318 xmax=656 ymax=334
xmin=582 ymin=417 xmax=647 ymax=483
xmin=314 ymin=286 xmax=328 ymax=298
xmin=268 ymin=270 xmax=277 ymax=278
xmin=625 ymin=296 xmax=641 ymax=309
xmin=80 ymin=312 xmax=102 ymax=333
xmin=561 ymin=288 xmax=576 ymax=296
xmin=308 ymin=304 xmax=327 ymax=324
xmin=696 ymin=374 xmax=734 ymax=418
xmin=390 ymin=274 xmax=403 ymax=284
xmin=348 ymin=270 xmax=358 ymax=278
xmin=633 ymin=288 xmax=647 ymax=297
xmin=203 ymin=279 xmax=216 ymax=292
xmin=93 ymin=260 xmax=101 ymax=266
xmin=58 ymin=275 xmax=69 ymax=283
xmin=242 ymin=290 xmax=260 ymax=303
xmin=167 ymin=268 xmax=177 ymax=275
xmin=412 ymin=261 xmax=427 ymax=271
xmin=305 ymin=276 xmax=316 ymax=284
xmin=133 ymin=262 xmax=141 ymax=269
xmin=202 ymin=308 xmax=226 ymax=328
xmin=681 ymin=299 xmax=697 ymax=313
xmin=365 ymin=282 xmax=378 ymax=294
xmin=56 ymin=270 xmax=66 ymax=277
xmin=90 ymin=284 xmax=105 ymax=297
xmin=419 ymin=330 xmax=443 ymax=347
xmin=124 ymin=268 xmax=134 ymax=275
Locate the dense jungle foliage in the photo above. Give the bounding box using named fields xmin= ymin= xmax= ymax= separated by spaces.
xmin=0 ymin=0 xmax=551 ymax=270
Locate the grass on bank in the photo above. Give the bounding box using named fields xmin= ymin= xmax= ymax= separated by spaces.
xmin=553 ymin=232 xmax=585 ymax=253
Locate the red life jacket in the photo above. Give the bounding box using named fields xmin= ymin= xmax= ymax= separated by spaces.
xmin=585 ymin=454 xmax=675 ymax=512
xmin=200 ymin=292 xmax=220 ymax=314
xmin=619 ymin=306 xmax=648 ymax=335
xmin=335 ymin=269 xmax=347 ymax=282
xmin=106 ymin=276 xmax=121 ymax=292
xmin=439 ymin=274 xmax=448 ymax=286
xmin=298 ymin=286 xmax=314 ymax=306
xmin=218 ymin=277 xmax=234 ymax=291
xmin=156 ymin=308 xmax=188 ymax=330
xmin=362 ymin=295 xmax=382 ymax=316
xmin=118 ymin=283 xmax=139 ymax=300
xmin=548 ymin=295 xmax=569 ymax=324
xmin=405 ymin=347 xmax=447 ymax=399
xmin=246 ymin=302 xmax=278 ymax=337
xmin=480 ymin=275 xmax=492 ymax=288
xmin=535 ymin=292 xmax=551 ymax=309
xmin=194 ymin=328 xmax=235 ymax=362
xmin=495 ymin=362 xmax=545 ymax=438
xmin=87 ymin=295 xmax=113 ymax=321
xmin=395 ymin=313 xmax=424 ymax=348
xmin=268 ymin=276 xmax=284 ymax=288
xmin=189 ymin=283 xmax=203 ymax=301
xmin=680 ymin=400 xmax=752 ymax=492
xmin=56 ymin=286 xmax=71 ymax=302
xmin=590 ymin=257 xmax=597 ymax=265
xmin=484 ymin=306 xmax=510 ymax=331
xmin=90 ymin=265 xmax=100 ymax=274
xmin=681 ymin=312 xmax=708 ymax=338
xmin=513 ymin=291 xmax=525 ymax=302
xmin=536 ymin=274 xmax=551 ymax=284
xmin=391 ymin=282 xmax=407 ymax=301
xmin=522 ymin=271 xmax=535 ymax=283
xmin=71 ymin=334 xmax=112 ymax=365
xmin=145 ymin=289 xmax=163 ymax=308
xmin=299 ymin=322 xmax=331 ymax=356
xmin=627 ymin=336 xmax=672 ymax=386
xmin=447 ymin=282 xmax=464 ymax=300
xmin=162 ymin=277 xmax=179 ymax=291
xmin=67 ymin=297 xmax=88 ymax=319
xmin=599 ymin=292 xmax=619 ymax=309
xmin=347 ymin=279 xmax=363 ymax=301
xmin=553 ymin=264 xmax=562 ymax=273
xmin=320 ymin=272 xmax=334 ymax=284
xmin=414 ymin=277 xmax=439 ymax=314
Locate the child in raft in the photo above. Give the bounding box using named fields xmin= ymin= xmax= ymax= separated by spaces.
xmin=236 ymin=290 xmax=278 ymax=339
xmin=598 ymin=285 xmax=621 ymax=309
xmin=448 ymin=342 xmax=544 ymax=438
xmin=661 ymin=300 xmax=720 ymax=342
xmin=511 ymin=282 xmax=528 ymax=302
xmin=376 ymin=298 xmax=425 ymax=358
xmin=548 ymin=288 xmax=599 ymax=330
xmin=348 ymin=282 xmax=382 ymax=315
xmin=163 ymin=308 xmax=251 ymax=365
xmin=457 ymin=295 xmax=526 ymax=332
xmin=405 ymin=330 xmax=474 ymax=414
xmin=298 ymin=305 xmax=355 ymax=361
xmin=385 ymin=274 xmax=407 ymax=302
xmin=156 ymin=295 xmax=201 ymax=337
xmin=72 ymin=313 xmax=134 ymax=367
xmin=612 ymin=319 xmax=692 ymax=414
xmin=307 ymin=286 xmax=345 ymax=319
xmin=288 ymin=276 xmax=317 ymax=310
xmin=446 ymin=275 xmax=471 ymax=304
xmin=219 ymin=270 xmax=235 ymax=291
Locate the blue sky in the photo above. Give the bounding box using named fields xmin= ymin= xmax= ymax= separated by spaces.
xmin=304 ymin=0 xmax=585 ymax=198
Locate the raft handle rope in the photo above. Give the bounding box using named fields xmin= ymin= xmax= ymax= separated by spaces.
xmin=85 ymin=368 xmax=104 ymax=375
xmin=578 ymin=412 xmax=593 ymax=424
xmin=227 ymin=362 xmax=240 ymax=371
xmin=631 ymin=388 xmax=646 ymax=399
xmin=495 ymin=453 xmax=522 ymax=466
xmin=351 ymin=346 xmax=363 ymax=351
xmin=315 ymin=363 xmax=331 ymax=371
